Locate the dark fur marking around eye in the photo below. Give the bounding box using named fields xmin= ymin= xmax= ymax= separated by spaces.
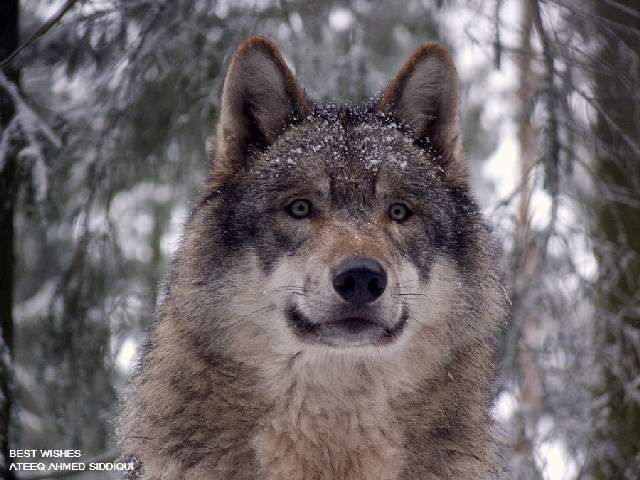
xmin=207 ymin=179 xmax=308 ymax=275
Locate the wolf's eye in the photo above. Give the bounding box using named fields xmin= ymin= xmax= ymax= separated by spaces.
xmin=286 ymin=199 xmax=312 ymax=219
xmin=389 ymin=203 xmax=412 ymax=223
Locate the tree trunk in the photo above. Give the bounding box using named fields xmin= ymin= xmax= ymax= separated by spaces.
xmin=0 ymin=1 xmax=19 ymax=478
xmin=590 ymin=0 xmax=640 ymax=478
xmin=512 ymin=1 xmax=543 ymax=477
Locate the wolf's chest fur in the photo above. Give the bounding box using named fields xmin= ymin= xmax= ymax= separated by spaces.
xmin=252 ymin=372 xmax=404 ymax=479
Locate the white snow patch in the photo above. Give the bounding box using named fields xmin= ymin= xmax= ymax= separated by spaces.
xmin=116 ymin=337 xmax=139 ymax=374
xmin=329 ymin=8 xmax=354 ymax=31
xmin=483 ymin=124 xmax=519 ymax=201
xmin=538 ymin=438 xmax=578 ymax=480
xmin=492 ymin=390 xmax=517 ymax=423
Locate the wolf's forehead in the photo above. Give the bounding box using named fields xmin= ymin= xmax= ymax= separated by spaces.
xmin=348 ymin=122 xmax=420 ymax=173
xmin=263 ymin=119 xmax=421 ymax=182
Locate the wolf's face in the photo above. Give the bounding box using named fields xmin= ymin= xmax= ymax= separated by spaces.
xmin=175 ymin=38 xmax=501 ymax=369
xmin=214 ymin=116 xmax=475 ymax=351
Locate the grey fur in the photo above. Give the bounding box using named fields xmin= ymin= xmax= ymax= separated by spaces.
xmin=118 ymin=36 xmax=508 ymax=479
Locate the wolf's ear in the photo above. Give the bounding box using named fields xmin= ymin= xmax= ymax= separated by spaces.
xmin=212 ymin=36 xmax=308 ymax=185
xmin=378 ymin=42 xmax=464 ymax=184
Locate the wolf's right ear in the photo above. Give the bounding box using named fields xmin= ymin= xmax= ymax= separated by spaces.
xmin=212 ymin=36 xmax=308 ymax=186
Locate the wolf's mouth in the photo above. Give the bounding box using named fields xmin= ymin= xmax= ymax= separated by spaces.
xmin=286 ymin=306 xmax=408 ymax=347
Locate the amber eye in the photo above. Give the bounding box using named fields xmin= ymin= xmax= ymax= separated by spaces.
xmin=286 ymin=199 xmax=312 ymax=219
xmin=389 ymin=203 xmax=412 ymax=222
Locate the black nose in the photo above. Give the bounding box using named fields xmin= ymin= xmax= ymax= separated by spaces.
xmin=332 ymin=257 xmax=387 ymax=305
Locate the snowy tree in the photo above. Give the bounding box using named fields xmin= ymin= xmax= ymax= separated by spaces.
xmin=2 ymin=0 xmax=639 ymax=478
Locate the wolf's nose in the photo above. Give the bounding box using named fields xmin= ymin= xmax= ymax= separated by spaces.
xmin=332 ymin=257 xmax=387 ymax=305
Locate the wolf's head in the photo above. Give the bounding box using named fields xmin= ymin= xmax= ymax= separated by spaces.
xmin=172 ymin=37 xmax=503 ymax=376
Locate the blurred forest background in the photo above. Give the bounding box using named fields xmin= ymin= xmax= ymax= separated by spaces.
xmin=1 ymin=0 xmax=639 ymax=479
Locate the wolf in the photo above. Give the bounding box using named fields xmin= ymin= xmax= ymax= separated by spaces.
xmin=118 ymin=36 xmax=508 ymax=479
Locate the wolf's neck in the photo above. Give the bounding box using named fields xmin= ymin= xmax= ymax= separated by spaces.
xmin=252 ymin=363 xmax=405 ymax=480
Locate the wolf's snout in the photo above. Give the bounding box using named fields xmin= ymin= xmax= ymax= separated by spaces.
xmin=332 ymin=257 xmax=387 ymax=305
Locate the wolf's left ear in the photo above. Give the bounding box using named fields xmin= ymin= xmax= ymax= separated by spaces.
xmin=212 ymin=36 xmax=308 ymax=186
xmin=378 ymin=42 xmax=464 ymax=185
